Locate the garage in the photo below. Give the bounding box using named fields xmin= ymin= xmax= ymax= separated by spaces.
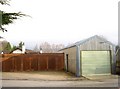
xmin=81 ymin=51 xmax=111 ymax=76
xmin=59 ymin=35 xmax=116 ymax=77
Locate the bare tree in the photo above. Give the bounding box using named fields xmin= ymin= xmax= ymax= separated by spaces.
xmin=51 ymin=44 xmax=64 ymax=53
xmin=33 ymin=42 xmax=65 ymax=53
xmin=40 ymin=42 xmax=52 ymax=53
xmin=33 ymin=44 xmax=39 ymax=52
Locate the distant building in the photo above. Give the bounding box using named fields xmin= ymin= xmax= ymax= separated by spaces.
xmin=12 ymin=48 xmax=22 ymax=53
xmin=25 ymin=49 xmax=35 ymax=54
xmin=11 ymin=42 xmax=26 ymax=54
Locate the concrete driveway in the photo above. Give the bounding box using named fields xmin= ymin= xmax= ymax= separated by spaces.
xmin=2 ymin=71 xmax=86 ymax=81
xmin=1 ymin=71 xmax=119 ymax=87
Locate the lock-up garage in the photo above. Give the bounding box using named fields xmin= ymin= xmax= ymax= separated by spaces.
xmin=59 ymin=35 xmax=116 ymax=77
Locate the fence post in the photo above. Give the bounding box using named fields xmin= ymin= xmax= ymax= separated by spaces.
xmin=30 ymin=57 xmax=31 ymax=71
xmin=47 ymin=56 xmax=48 ymax=70
xmin=12 ymin=57 xmax=14 ymax=72
xmin=38 ymin=55 xmax=40 ymax=71
xmin=21 ymin=57 xmax=23 ymax=71
xmin=55 ymin=57 xmax=57 ymax=71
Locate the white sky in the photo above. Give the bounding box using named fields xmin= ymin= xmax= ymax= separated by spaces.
xmin=0 ymin=0 xmax=119 ymax=49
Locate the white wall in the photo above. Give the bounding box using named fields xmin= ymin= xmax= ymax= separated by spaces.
xmin=12 ymin=50 xmax=22 ymax=53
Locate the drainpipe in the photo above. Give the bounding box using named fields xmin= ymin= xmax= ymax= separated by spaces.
xmin=76 ymin=45 xmax=81 ymax=77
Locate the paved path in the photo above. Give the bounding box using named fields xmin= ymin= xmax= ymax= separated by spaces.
xmin=1 ymin=71 xmax=119 ymax=87
xmin=2 ymin=79 xmax=118 ymax=87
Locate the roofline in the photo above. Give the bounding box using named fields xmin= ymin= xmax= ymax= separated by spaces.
xmin=96 ymin=35 xmax=116 ymax=46
xmin=59 ymin=35 xmax=116 ymax=51
xmin=59 ymin=45 xmax=76 ymax=51
xmin=59 ymin=35 xmax=97 ymax=51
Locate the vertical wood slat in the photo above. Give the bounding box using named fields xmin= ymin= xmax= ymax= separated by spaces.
xmin=1 ymin=53 xmax=64 ymax=72
xmin=47 ymin=56 xmax=48 ymax=70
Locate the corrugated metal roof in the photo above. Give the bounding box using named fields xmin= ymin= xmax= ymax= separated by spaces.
xmin=59 ymin=35 xmax=115 ymax=51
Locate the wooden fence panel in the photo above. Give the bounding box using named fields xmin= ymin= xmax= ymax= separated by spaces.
xmin=2 ymin=57 xmax=14 ymax=72
xmin=1 ymin=53 xmax=64 ymax=72
xmin=14 ymin=56 xmax=22 ymax=71
xmin=48 ymin=56 xmax=56 ymax=70
xmin=31 ymin=56 xmax=38 ymax=71
xmin=57 ymin=55 xmax=64 ymax=70
xmin=38 ymin=55 xmax=48 ymax=70
xmin=23 ymin=55 xmax=31 ymax=71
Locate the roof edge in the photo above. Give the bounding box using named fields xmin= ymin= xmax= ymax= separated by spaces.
xmin=59 ymin=35 xmax=116 ymax=51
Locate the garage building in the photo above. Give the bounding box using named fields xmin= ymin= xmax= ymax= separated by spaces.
xmin=59 ymin=35 xmax=116 ymax=77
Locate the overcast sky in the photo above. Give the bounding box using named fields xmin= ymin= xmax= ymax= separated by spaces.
xmin=0 ymin=0 xmax=119 ymax=49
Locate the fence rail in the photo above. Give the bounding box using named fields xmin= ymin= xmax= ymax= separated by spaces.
xmin=1 ymin=53 xmax=64 ymax=72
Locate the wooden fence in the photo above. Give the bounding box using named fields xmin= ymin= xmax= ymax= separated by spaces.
xmin=1 ymin=53 xmax=64 ymax=72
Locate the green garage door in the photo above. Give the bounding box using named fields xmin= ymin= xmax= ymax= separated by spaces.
xmin=81 ymin=51 xmax=111 ymax=76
